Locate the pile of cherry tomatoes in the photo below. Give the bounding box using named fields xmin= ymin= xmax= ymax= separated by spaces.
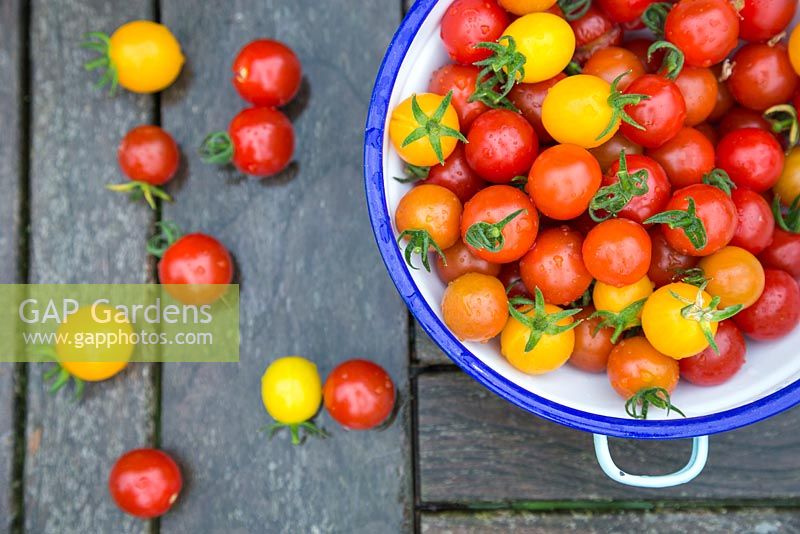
xmin=390 ymin=0 xmax=800 ymax=418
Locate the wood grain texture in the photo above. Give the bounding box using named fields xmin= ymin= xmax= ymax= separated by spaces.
xmin=158 ymin=1 xmax=411 ymax=532
xmin=421 ymin=509 xmax=800 ymax=533
xmin=419 ymin=372 xmax=800 ymax=503
xmin=0 ymin=0 xmax=22 ymax=528
xmin=415 ymin=321 xmax=451 ymax=365
xmin=24 ymin=1 xmax=156 ymax=532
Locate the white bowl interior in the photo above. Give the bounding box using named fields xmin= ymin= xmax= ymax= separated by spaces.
xmin=382 ymin=0 xmax=800 ymax=420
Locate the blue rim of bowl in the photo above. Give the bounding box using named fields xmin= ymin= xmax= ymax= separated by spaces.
xmin=363 ymin=0 xmax=800 ymax=440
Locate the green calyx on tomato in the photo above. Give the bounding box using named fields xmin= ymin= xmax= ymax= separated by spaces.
xmin=590 ymin=298 xmax=647 ymax=343
xmin=596 ymin=72 xmax=650 ymax=141
xmin=199 ymin=131 xmax=235 ymax=165
xmin=649 ymin=41 xmax=685 ymax=81
xmin=81 ymin=32 xmax=119 ymax=96
xmin=773 ymin=194 xmax=800 ymax=233
xmin=668 ymin=283 xmax=743 ymax=354
xmin=401 ymin=92 xmax=467 ymax=165
xmin=393 ymin=163 xmax=430 ymax=184
xmin=510 ymin=175 xmax=528 ymax=191
xmin=557 ymin=0 xmax=592 ymax=21
xmin=397 ymin=229 xmax=446 ymax=272
xmin=470 ymin=36 xmax=525 ymax=110
xmin=465 ymin=209 xmax=526 ymax=252
xmin=625 ymin=387 xmax=685 ymax=420
xmin=147 ymin=220 xmax=182 ymax=258
xmin=672 ymin=266 xmax=709 ymax=287
xmin=106 ymin=180 xmax=173 ymax=210
xmin=644 ymin=197 xmax=708 ymax=250
xmin=565 ymin=61 xmax=582 ymax=76
xmin=262 ymin=421 xmax=328 ymax=446
xmin=764 ymin=104 xmax=800 ymax=154
xmin=508 ymin=288 xmax=582 ymax=352
xmin=702 ymin=168 xmax=736 ymax=196
xmin=640 ymin=3 xmax=672 ymax=38
xmin=35 ymin=345 xmax=85 ymax=400
xmin=589 ymin=150 xmax=650 ymax=222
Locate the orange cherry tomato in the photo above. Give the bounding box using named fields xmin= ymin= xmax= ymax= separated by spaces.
xmin=583 ymin=46 xmax=645 ymax=91
xmin=582 ymin=218 xmax=651 ymax=287
xmin=698 ymin=246 xmax=766 ymax=309
xmin=442 ymin=273 xmax=509 ymax=342
xmin=674 ymin=66 xmax=719 ymax=126
xmin=527 ymin=144 xmax=602 ymax=220
xmin=607 ymin=336 xmax=679 ymax=399
xmin=395 ymin=184 xmax=462 ymax=271
xmin=435 ymin=240 xmax=501 ymax=284
xmin=569 ymin=307 xmax=615 ymax=373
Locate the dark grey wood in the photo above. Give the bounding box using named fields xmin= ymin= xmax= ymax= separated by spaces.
xmin=421 ymin=509 xmax=800 ymax=533
xmin=158 ymin=1 xmax=411 ymax=532
xmin=0 ymin=0 xmax=22 ymax=528
xmin=419 ymin=372 xmax=800 ymax=502
xmin=25 ymin=1 xmax=156 ymax=532
xmin=415 ymin=321 xmax=451 ymax=365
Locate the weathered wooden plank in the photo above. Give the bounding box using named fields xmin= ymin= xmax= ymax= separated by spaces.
xmin=415 ymin=321 xmax=452 ymax=365
xmin=24 ymin=1 xmax=156 ymax=532
xmin=158 ymin=1 xmax=411 ymax=532
xmin=0 ymin=0 xmax=22 ymax=528
xmin=421 ymin=509 xmax=800 ymax=533
xmin=419 ymin=372 xmax=800 ymax=502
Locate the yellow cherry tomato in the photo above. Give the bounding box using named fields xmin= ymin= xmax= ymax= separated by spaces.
xmin=389 ymin=93 xmax=462 ymax=167
xmin=698 ymin=246 xmax=765 ymax=309
xmin=55 ymin=304 xmax=134 ymax=382
xmin=501 ymin=303 xmax=576 ymax=375
xmin=642 ymin=283 xmax=723 ymax=359
xmin=261 ymin=356 xmax=321 ymax=425
xmin=774 ymin=146 xmax=800 ymax=206
xmin=86 ymin=20 xmax=184 ymax=94
xmin=502 ymin=13 xmax=575 ymax=84
xmin=542 ymin=75 xmax=619 ymax=148
xmin=593 ymin=276 xmax=654 ymax=313
xmin=499 ymin=0 xmax=559 ymax=15
xmin=789 ymin=25 xmax=800 ymax=76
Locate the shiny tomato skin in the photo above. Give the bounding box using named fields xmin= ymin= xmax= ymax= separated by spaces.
xmin=428 ymin=64 xmax=488 ymax=131
xmin=461 ymin=185 xmax=539 ymax=263
xmin=569 ymin=306 xmax=615 ymax=373
xmin=734 ymin=269 xmax=800 ymax=340
xmin=718 ymin=107 xmax=773 ymax=139
xmin=626 ymin=38 xmax=663 ymax=73
xmin=519 ymin=225 xmax=593 ymax=305
xmin=323 ymin=360 xmax=396 ymax=430
xmin=498 ymin=262 xmax=531 ymax=299
xmin=229 ymin=107 xmax=294 ymax=177
xmin=232 ymin=39 xmax=302 ymax=107
xmin=118 ymin=125 xmax=179 ymax=185
xmin=646 ymin=127 xmax=715 ymax=189
xmin=659 ymin=184 xmax=738 ymax=256
xmin=582 ymin=218 xmax=652 ymax=287
xmin=158 ymin=233 xmax=234 ymax=305
xmin=647 ymin=227 xmax=699 ymax=287
xmin=596 ymin=0 xmax=655 ymax=23
xmin=466 ymin=110 xmax=538 ymax=183
xmin=583 ymin=46 xmax=645 ymax=91
xmin=679 ymin=320 xmax=746 ymax=386
xmin=607 ymin=336 xmax=679 ymax=399
xmin=620 ymin=75 xmax=687 ymax=149
xmin=716 ymin=128 xmax=784 ymax=193
xmin=443 ymin=272 xmax=509 ymax=341
xmin=527 ymin=144 xmax=602 ymax=220
xmin=759 ymin=228 xmax=800 ymax=281
xmin=422 ymin=144 xmax=487 ymax=203
xmin=508 ymin=74 xmax=566 ymax=144
xmin=665 ymin=0 xmax=739 ymax=68
xmin=675 ymin=66 xmax=718 ymax=126
xmin=109 ymin=449 xmax=182 ymax=519
xmin=707 ymin=77 xmax=735 ymax=122
xmin=728 ymin=44 xmax=799 ymax=111
xmin=569 ymin=5 xmax=623 ymax=63
xmin=740 ymin=0 xmax=797 ymax=42
xmin=730 ymin=188 xmax=775 ymax=255
xmin=441 ymin=0 xmax=509 ymax=65
xmin=589 ymin=132 xmax=644 ymax=172
xmin=435 ymin=239 xmax=501 ymax=283
xmin=602 ymin=154 xmax=671 ymax=223
xmin=694 ymin=122 xmax=719 ymax=146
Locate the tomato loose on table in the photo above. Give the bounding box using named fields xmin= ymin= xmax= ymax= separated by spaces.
xmin=698 ymin=246 xmax=766 ymax=309
xmin=569 ymin=307 xmax=615 ymax=373
xmin=323 ymin=359 xmax=396 ymax=430
xmin=109 ymin=125 xmax=179 ymax=209
xmin=519 ymin=226 xmax=593 ymax=305
xmin=734 ymin=269 xmax=800 ymax=340
xmin=261 ymin=356 xmax=324 ymax=444
xmin=508 ymin=73 xmax=566 ymax=144
xmin=728 ymin=44 xmax=798 ymax=112
xmin=715 ymin=128 xmax=784 ymax=193
xmin=582 ymin=218 xmax=651 ymax=287
xmin=465 ymin=109 xmax=537 ymax=183
xmin=679 ymin=320 xmax=746 ymax=386
xmin=664 ymin=0 xmax=739 ymax=68
xmin=442 ymin=272 xmax=509 ymax=342
xmin=429 ymin=64 xmax=488 ymax=131
xmin=646 ymin=127 xmax=715 ymax=189
xmin=730 ymin=188 xmax=775 ymax=256
xmin=647 ymin=227 xmax=699 ymax=287
xmin=527 ymin=144 xmax=602 ymax=220
xmin=388 ymin=93 xmax=464 ymax=167
xmin=109 ymin=449 xmax=182 ymax=519
xmin=441 ymin=0 xmax=509 ymax=65
xmin=232 ymin=39 xmax=302 ymax=107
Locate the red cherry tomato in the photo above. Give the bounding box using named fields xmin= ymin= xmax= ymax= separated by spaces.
xmin=656 ymin=184 xmax=737 ymax=256
xmin=582 ymin=218 xmax=651 ymax=287
xmin=158 ymin=233 xmax=234 ymax=305
xmin=569 ymin=5 xmax=623 ymax=63
xmin=519 ymin=225 xmax=593 ymax=305
xmin=109 ymin=449 xmax=182 ymax=519
xmin=718 ymin=107 xmax=773 ymax=139
xmin=569 ymin=306 xmax=615 ymax=373
xmin=596 ymin=0 xmax=655 ymax=23
xmin=707 ymin=77 xmax=735 ymax=122
xmin=715 ymin=128 xmax=784 ymax=193
xmin=734 ymin=269 xmax=800 ymax=340
xmin=646 ymin=127 xmax=715 ymax=189
xmin=674 ymin=66 xmax=718 ymax=126
xmin=739 ymin=0 xmax=797 ymax=42
xmin=625 ymin=38 xmax=663 ymax=73
xmin=607 ymin=336 xmax=679 ymax=399
xmin=589 ymin=132 xmax=644 ymax=172
xmin=419 ymin=144 xmax=487 ymax=203
xmin=232 ymin=39 xmax=302 ymax=107
xmin=583 ymin=46 xmax=646 ymax=91
xmin=694 ymin=122 xmax=719 ymax=146
xmin=465 ymin=109 xmax=538 ymax=183
xmin=508 ymin=73 xmax=566 ymax=144
xmin=730 ymin=188 xmax=775 ymax=255
xmin=435 ymin=239 xmax=501 ymax=283
xmin=728 ymin=44 xmax=798 ymax=111
xmin=461 ymin=185 xmax=539 ymax=263
xmin=527 ymin=144 xmax=602 ymax=220
xmin=621 ymin=74 xmax=687 ymax=149
xmin=679 ymin=320 xmax=746 ymax=386
xmin=665 ymin=0 xmax=739 ymax=68
xmin=440 ymin=0 xmax=509 ymax=65
xmin=429 ymin=64 xmax=489 ymax=131
xmin=647 ymin=227 xmax=699 ymax=287
xmin=323 ymin=359 xmax=396 ymax=430
xmin=759 ymin=228 xmax=800 ymax=281
xmin=117 ymin=125 xmax=179 ymax=185
xmin=601 ymin=154 xmax=671 ymax=223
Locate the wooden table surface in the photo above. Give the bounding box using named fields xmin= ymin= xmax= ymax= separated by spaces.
xmin=0 ymin=0 xmax=799 ymax=533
